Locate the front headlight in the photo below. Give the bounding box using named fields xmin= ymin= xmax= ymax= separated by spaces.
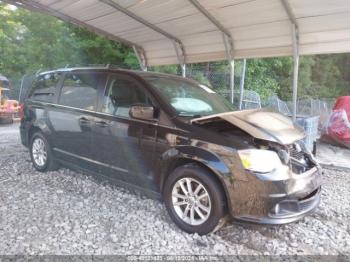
xmin=238 ymin=149 xmax=283 ymax=173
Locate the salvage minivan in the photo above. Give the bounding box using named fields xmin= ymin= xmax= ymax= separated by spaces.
xmin=20 ymin=67 xmax=321 ymax=235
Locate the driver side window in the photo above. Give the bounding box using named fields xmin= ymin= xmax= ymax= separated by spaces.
xmin=102 ymin=75 xmax=150 ymax=117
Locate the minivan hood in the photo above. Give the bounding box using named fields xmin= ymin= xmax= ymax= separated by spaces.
xmin=191 ymin=109 xmax=305 ymax=145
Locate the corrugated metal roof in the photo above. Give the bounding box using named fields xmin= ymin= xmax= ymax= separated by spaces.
xmin=5 ymin=0 xmax=350 ymax=66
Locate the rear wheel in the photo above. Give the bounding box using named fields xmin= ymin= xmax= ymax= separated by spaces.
xmin=163 ymin=163 xmax=226 ymax=235
xmin=30 ymin=132 xmax=58 ymax=172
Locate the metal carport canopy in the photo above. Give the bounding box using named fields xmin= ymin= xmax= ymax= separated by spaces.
xmin=6 ymin=0 xmax=350 ymax=66
xmin=4 ymin=0 xmax=350 ymax=121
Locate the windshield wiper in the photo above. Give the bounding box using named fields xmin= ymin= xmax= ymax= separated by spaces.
xmin=177 ymin=113 xmax=202 ymax=118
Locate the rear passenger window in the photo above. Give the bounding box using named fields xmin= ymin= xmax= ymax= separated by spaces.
xmin=29 ymin=73 xmax=60 ymax=102
xmin=59 ymin=73 xmax=100 ymax=111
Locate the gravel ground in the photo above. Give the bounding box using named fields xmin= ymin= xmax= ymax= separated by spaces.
xmin=0 ymin=123 xmax=349 ymax=255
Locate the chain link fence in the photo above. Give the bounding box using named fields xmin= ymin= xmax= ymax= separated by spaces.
xmin=186 ymin=68 xmax=230 ymax=92
xmin=185 ymin=64 xmax=334 ymax=125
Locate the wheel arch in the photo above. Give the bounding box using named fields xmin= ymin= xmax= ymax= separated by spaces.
xmin=159 ymin=146 xmax=233 ymax=212
xmin=28 ymin=126 xmax=42 ymax=143
xmin=27 ymin=121 xmax=52 ymax=146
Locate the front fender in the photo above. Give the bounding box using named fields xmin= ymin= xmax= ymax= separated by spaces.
xmin=161 ymin=145 xmax=232 ymax=176
xmin=159 ymin=144 xmax=249 ymax=215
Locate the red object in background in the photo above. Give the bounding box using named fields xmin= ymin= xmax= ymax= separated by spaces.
xmin=321 ymin=96 xmax=350 ymax=148
xmin=4 ymin=100 xmax=19 ymax=113
xmin=333 ymin=96 xmax=350 ymax=119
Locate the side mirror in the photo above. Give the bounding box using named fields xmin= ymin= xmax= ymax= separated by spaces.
xmin=129 ymin=105 xmax=155 ymax=121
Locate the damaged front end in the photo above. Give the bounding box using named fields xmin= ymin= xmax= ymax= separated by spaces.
xmin=254 ymin=138 xmax=319 ymax=175
xmin=192 ymin=109 xmax=322 ymax=224
xmin=237 ymin=138 xmax=322 ymax=224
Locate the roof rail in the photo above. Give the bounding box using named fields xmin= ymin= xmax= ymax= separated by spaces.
xmin=61 ymin=64 xmax=123 ymax=69
xmin=32 ymin=64 xmax=139 ymax=76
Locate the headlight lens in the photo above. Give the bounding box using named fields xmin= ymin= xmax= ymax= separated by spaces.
xmin=238 ymin=149 xmax=283 ymax=173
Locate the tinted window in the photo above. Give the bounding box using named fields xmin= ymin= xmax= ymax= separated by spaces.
xmin=101 ymin=75 xmax=151 ymax=117
xmin=29 ymin=73 xmax=61 ymax=102
xmin=59 ymin=73 xmax=100 ymax=111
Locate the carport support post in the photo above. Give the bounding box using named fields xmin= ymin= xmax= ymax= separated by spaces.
xmin=222 ymin=33 xmax=235 ymax=105
xmin=189 ymin=0 xmax=236 ymax=88
xmin=181 ymin=64 xmax=186 ymax=78
xmin=229 ymin=59 xmax=235 ymax=105
xmin=282 ymin=0 xmax=299 ymax=122
xmin=173 ymin=41 xmax=187 ymax=78
xmin=133 ymin=46 xmax=147 ymax=71
xmin=239 ymin=59 xmax=247 ymax=110
xmin=291 ymin=24 xmax=299 ymax=122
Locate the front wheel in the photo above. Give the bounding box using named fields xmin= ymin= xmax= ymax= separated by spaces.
xmin=30 ymin=132 xmax=58 ymax=172
xmin=163 ymin=163 xmax=226 ymax=235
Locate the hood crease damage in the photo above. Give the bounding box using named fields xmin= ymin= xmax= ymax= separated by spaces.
xmin=192 ymin=109 xmax=305 ymax=145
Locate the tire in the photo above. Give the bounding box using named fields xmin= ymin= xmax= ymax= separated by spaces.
xmin=30 ymin=132 xmax=58 ymax=172
xmin=163 ymin=163 xmax=226 ymax=235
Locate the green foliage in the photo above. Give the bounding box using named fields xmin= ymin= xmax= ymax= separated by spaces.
xmin=244 ymin=58 xmax=285 ymax=100
xmin=151 ymin=65 xmax=178 ymax=74
xmin=0 ymin=3 xmax=137 ymax=98
xmin=238 ymin=54 xmax=349 ymax=101
xmin=67 ymin=26 xmax=138 ymax=68
xmin=188 ymin=72 xmax=212 ymax=87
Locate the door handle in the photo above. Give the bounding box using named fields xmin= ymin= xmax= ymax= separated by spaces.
xmin=79 ymin=116 xmax=91 ymax=125
xmin=95 ymin=120 xmax=109 ymax=127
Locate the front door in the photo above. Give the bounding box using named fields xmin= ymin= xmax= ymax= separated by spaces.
xmin=92 ymin=73 xmax=158 ymax=191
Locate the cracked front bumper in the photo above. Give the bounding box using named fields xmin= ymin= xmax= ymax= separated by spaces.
xmin=227 ymin=165 xmax=322 ymax=224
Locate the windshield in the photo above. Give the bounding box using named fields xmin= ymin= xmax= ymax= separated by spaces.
xmin=144 ymin=76 xmax=234 ymax=117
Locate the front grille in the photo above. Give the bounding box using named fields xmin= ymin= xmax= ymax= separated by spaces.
xmin=288 ymin=145 xmax=304 ymax=160
xmin=287 ymin=142 xmax=316 ymax=174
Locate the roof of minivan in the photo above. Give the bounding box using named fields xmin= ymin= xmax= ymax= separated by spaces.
xmin=39 ymin=67 xmax=191 ymax=80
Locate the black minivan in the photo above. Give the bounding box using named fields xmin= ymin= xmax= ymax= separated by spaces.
xmin=20 ymin=67 xmax=322 ymax=235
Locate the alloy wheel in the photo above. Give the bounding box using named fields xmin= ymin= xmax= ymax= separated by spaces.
xmin=171 ymin=177 xmax=211 ymax=226
xmin=32 ymin=137 xmax=47 ymax=167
